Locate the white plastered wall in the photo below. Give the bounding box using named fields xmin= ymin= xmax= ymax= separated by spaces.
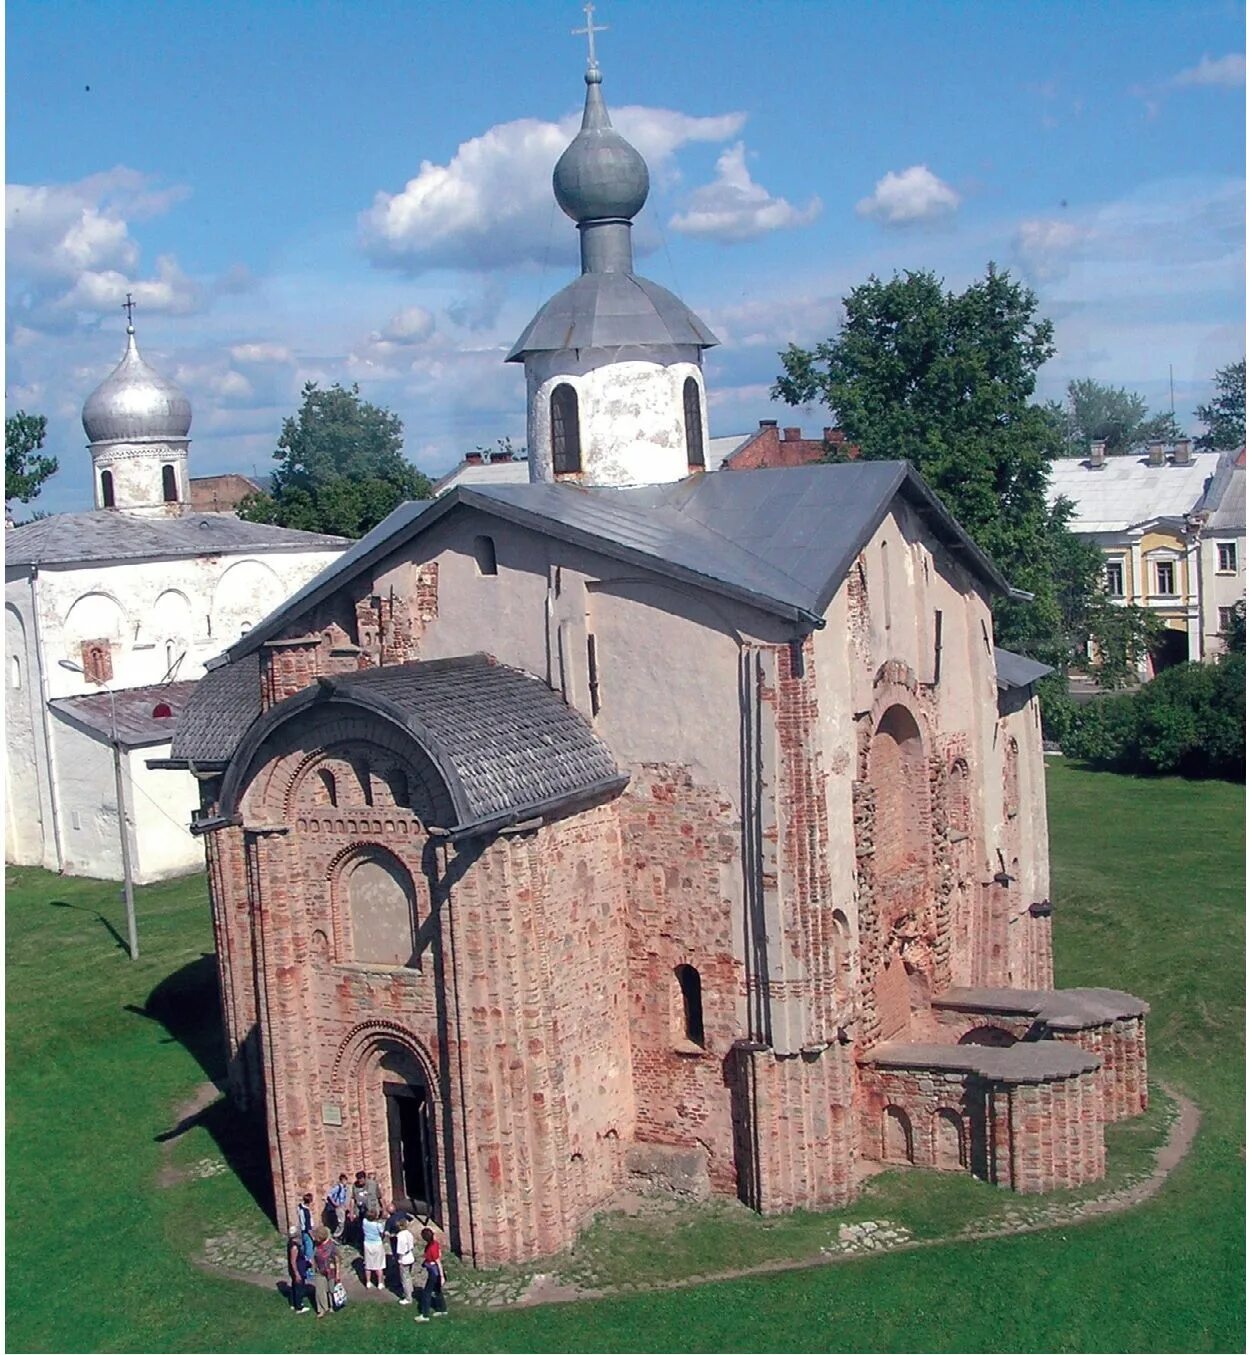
xmin=91 ymin=440 xmax=190 ymax=516
xmin=525 ymin=347 xmax=708 ymax=487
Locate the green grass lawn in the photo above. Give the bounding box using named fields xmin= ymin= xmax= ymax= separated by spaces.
xmin=5 ymin=761 xmax=1244 ymax=1352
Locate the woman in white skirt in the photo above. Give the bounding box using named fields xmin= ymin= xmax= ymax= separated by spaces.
xmin=360 ymin=1208 xmax=387 ymax=1290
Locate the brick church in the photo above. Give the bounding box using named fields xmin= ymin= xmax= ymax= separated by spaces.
xmin=167 ymin=51 xmax=1148 ymax=1266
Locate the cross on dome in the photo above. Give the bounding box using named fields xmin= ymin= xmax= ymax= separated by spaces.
xmin=122 ymin=291 xmax=136 ymax=334
xmin=572 ymin=2 xmax=607 ymax=72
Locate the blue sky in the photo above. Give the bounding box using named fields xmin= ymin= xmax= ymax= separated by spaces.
xmin=7 ymin=0 xmax=1245 ymax=513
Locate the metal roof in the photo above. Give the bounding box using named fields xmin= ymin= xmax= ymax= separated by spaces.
xmin=506 ymin=271 xmax=719 ymax=362
xmin=993 ymin=646 xmax=1053 ymax=691
xmin=433 ymin=458 xmax=531 ymax=495
xmin=1200 ymin=449 xmax=1246 ymax=533
xmin=49 ymin=680 xmax=199 ymax=749
xmin=5 ymin=511 xmax=349 ymax=567
xmin=707 ymin=433 xmax=752 ymax=470
xmin=209 ymin=655 xmax=626 ymax=837
xmin=1047 ymin=452 xmax=1221 ymax=533
xmin=215 ymin=463 xmax=1012 ymax=668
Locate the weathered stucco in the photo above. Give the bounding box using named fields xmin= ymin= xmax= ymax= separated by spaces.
xmin=525 ymin=349 xmax=708 ymax=486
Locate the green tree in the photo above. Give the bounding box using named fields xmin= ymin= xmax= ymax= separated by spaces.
xmin=774 ymin=265 xmax=1083 ymax=667
xmin=1195 ymin=360 xmax=1245 ymax=451
xmin=239 ymin=383 xmax=432 ymax=538
xmin=1058 ymin=378 xmax=1181 ymax=458
xmin=5 ymin=411 xmax=58 ymax=505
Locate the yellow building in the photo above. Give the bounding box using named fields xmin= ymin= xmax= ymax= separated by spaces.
xmin=1048 ymin=440 xmax=1224 ymax=674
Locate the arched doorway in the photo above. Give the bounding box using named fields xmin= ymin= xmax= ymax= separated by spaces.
xmin=882 ymin=1105 xmax=914 ymax=1163
xmin=362 ymin=1041 xmax=440 ymax=1218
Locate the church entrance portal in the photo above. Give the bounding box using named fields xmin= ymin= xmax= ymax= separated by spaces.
xmin=384 ymin=1081 xmax=438 ymax=1218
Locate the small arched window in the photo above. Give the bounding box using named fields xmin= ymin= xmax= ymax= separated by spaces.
xmin=473 ymin=534 xmax=497 ymax=576
xmin=152 ymin=701 xmax=173 ymax=719
xmin=550 ymin=384 xmax=582 ymax=475
xmin=676 ymin=964 xmax=705 ymax=1046
xmin=162 ymin=464 xmax=178 ymax=503
xmin=100 ymin=470 xmax=115 ymax=509
xmin=10 ymin=655 xmax=21 ymax=689
xmin=683 ymin=377 xmax=705 ymax=470
xmin=317 ymin=769 xmax=338 ymax=808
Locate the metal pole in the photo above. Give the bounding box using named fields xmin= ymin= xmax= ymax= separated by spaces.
xmin=109 ymin=686 xmax=139 ymax=960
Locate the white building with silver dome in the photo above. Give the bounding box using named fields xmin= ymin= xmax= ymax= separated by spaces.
xmin=83 ymin=320 xmax=194 ymax=516
xmin=5 ymin=320 xmax=350 ymax=883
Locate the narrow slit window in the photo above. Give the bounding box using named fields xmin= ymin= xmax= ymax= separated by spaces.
xmin=162 ymin=464 xmax=178 ymax=503
xmin=587 ymin=632 xmax=601 ymax=716
xmin=100 ymin=470 xmax=115 ymax=509
xmin=880 ymin=541 xmax=892 ymax=631
xmin=683 ymin=377 xmax=705 ymax=469
xmin=932 ymin=609 xmax=943 ymax=684
xmin=473 ymin=534 xmax=498 ymax=576
xmin=550 ymin=384 xmax=582 ymax=474
xmin=676 ymin=964 xmax=704 ymax=1046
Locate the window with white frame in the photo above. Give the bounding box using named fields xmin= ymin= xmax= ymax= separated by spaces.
xmin=1217 ymin=541 xmax=1238 ymax=573
xmin=1104 ymin=559 xmax=1125 ymax=597
xmin=1154 ymin=559 xmax=1176 ymax=596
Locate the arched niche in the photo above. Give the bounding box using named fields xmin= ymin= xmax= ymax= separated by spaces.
xmin=958 ymin=1025 xmax=1016 ymax=1048
xmin=339 ymin=848 xmax=419 ymax=968
xmin=869 ymin=704 xmax=929 ymax=885
xmin=62 ymin=590 xmax=125 ymax=642
xmin=935 ymin=1108 xmax=966 ymax=1169
xmin=882 ymin=1105 xmax=914 ymax=1164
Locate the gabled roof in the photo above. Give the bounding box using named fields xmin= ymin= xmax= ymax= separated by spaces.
xmin=5 ymin=510 xmax=348 ymax=567
xmin=213 ymin=464 xmax=1012 ymax=668
xmin=50 ymin=680 xmax=199 ymax=749
xmin=1199 ymin=448 xmax=1246 ymax=533
xmin=1047 ymin=452 xmax=1221 ymax=533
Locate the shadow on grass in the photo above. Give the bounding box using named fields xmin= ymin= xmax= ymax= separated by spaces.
xmin=47 ymin=897 xmax=129 ymax=954
xmin=128 ymin=952 xmax=277 ymax=1227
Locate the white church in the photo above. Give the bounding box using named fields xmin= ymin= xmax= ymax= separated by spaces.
xmin=5 ymin=316 xmax=347 ymax=882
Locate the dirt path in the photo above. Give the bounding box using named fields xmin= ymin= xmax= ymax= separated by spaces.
xmin=514 ymin=1083 xmax=1201 ymax=1309
xmin=181 ymin=1082 xmax=1200 ymax=1308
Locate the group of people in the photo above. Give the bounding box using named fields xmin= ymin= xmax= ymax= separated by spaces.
xmin=285 ymin=1170 xmax=448 ymax=1321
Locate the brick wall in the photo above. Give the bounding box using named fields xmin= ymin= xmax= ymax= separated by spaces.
xmin=619 ymin=762 xmax=741 ymax=1193
xmin=859 ymin=1063 xmax=1106 ymax=1192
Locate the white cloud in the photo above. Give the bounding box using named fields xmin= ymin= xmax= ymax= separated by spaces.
xmin=669 ymin=143 xmax=820 ymax=242
xmin=380 ymin=306 xmax=436 ymax=344
xmin=1014 ymin=217 xmax=1093 ymax=280
xmin=6 ymin=167 xmax=208 ymax=329
xmin=230 ymin=341 xmax=292 ymax=365
xmin=1170 ymin=53 xmax=1245 ymax=88
xmin=855 ymin=165 xmax=961 ymax=226
xmin=359 ymin=106 xmax=746 ymax=272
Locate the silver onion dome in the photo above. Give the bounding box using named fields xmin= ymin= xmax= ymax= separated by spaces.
xmin=82 ymin=326 xmax=192 ymax=444
xmin=553 ymin=67 xmax=649 ymax=224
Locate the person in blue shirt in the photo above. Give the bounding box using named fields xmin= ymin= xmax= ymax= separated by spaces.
xmin=325 ymin=1174 xmax=350 ymax=1239
xmin=361 ymin=1208 xmax=387 ymax=1290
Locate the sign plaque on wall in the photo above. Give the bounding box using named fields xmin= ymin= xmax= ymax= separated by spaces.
xmin=322 ymin=1103 xmax=343 ymax=1127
